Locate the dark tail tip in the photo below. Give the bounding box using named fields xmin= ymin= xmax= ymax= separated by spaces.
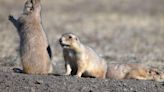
xmin=13 ymin=68 xmax=24 ymax=73
xmin=47 ymin=45 xmax=52 ymax=59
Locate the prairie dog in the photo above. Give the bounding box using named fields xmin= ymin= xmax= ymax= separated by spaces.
xmin=9 ymin=0 xmax=53 ymax=74
xmin=59 ymin=33 xmax=107 ymax=78
xmin=106 ymin=63 xmax=142 ymax=80
xmin=106 ymin=63 xmax=164 ymax=81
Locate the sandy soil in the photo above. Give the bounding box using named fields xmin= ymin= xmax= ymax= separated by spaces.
xmin=0 ymin=0 xmax=164 ymax=92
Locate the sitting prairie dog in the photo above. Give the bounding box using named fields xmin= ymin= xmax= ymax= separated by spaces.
xmin=9 ymin=0 xmax=53 ymax=74
xmin=106 ymin=63 xmax=164 ymax=81
xmin=59 ymin=33 xmax=107 ymax=78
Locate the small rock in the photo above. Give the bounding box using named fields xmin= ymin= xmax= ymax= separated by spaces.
xmin=35 ymin=80 xmax=43 ymax=84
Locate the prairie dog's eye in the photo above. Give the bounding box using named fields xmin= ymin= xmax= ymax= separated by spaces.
xmin=68 ymin=36 xmax=72 ymax=39
xmin=156 ymin=72 xmax=160 ymax=75
xmin=149 ymin=70 xmax=152 ymax=74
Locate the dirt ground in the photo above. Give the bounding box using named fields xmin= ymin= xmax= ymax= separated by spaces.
xmin=0 ymin=0 xmax=164 ymax=92
xmin=0 ymin=68 xmax=164 ymax=92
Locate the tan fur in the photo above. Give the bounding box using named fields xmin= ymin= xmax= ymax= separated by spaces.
xmin=106 ymin=63 xmax=164 ymax=81
xmin=106 ymin=63 xmax=133 ymax=80
xmin=59 ymin=33 xmax=107 ymax=78
xmin=125 ymin=67 xmax=150 ymax=80
xmin=9 ymin=0 xmax=53 ymax=74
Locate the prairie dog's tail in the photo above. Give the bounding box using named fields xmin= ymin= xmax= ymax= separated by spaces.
xmin=13 ymin=68 xmax=24 ymax=73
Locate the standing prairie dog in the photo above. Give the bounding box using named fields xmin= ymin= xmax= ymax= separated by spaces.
xmin=59 ymin=33 xmax=107 ymax=78
xmin=9 ymin=0 xmax=53 ymax=74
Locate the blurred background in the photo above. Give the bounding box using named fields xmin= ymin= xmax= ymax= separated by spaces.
xmin=0 ymin=0 xmax=164 ymax=73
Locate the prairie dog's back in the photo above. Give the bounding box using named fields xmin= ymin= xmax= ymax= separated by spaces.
xmin=84 ymin=46 xmax=107 ymax=73
xmin=106 ymin=63 xmax=148 ymax=80
xmin=106 ymin=63 xmax=132 ymax=79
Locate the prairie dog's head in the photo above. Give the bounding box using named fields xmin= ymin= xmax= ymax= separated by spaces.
xmin=59 ymin=33 xmax=80 ymax=49
xmin=148 ymin=69 xmax=164 ymax=81
xmin=24 ymin=0 xmax=33 ymax=14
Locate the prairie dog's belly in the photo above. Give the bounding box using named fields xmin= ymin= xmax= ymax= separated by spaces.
xmin=20 ymin=30 xmax=48 ymax=66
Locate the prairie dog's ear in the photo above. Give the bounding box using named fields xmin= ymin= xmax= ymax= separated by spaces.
xmin=73 ymin=35 xmax=80 ymax=42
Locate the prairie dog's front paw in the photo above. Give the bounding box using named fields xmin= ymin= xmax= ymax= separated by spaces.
xmin=8 ymin=15 xmax=13 ymax=20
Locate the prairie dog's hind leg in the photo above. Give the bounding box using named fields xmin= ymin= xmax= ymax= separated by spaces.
xmin=76 ymin=65 xmax=85 ymax=77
